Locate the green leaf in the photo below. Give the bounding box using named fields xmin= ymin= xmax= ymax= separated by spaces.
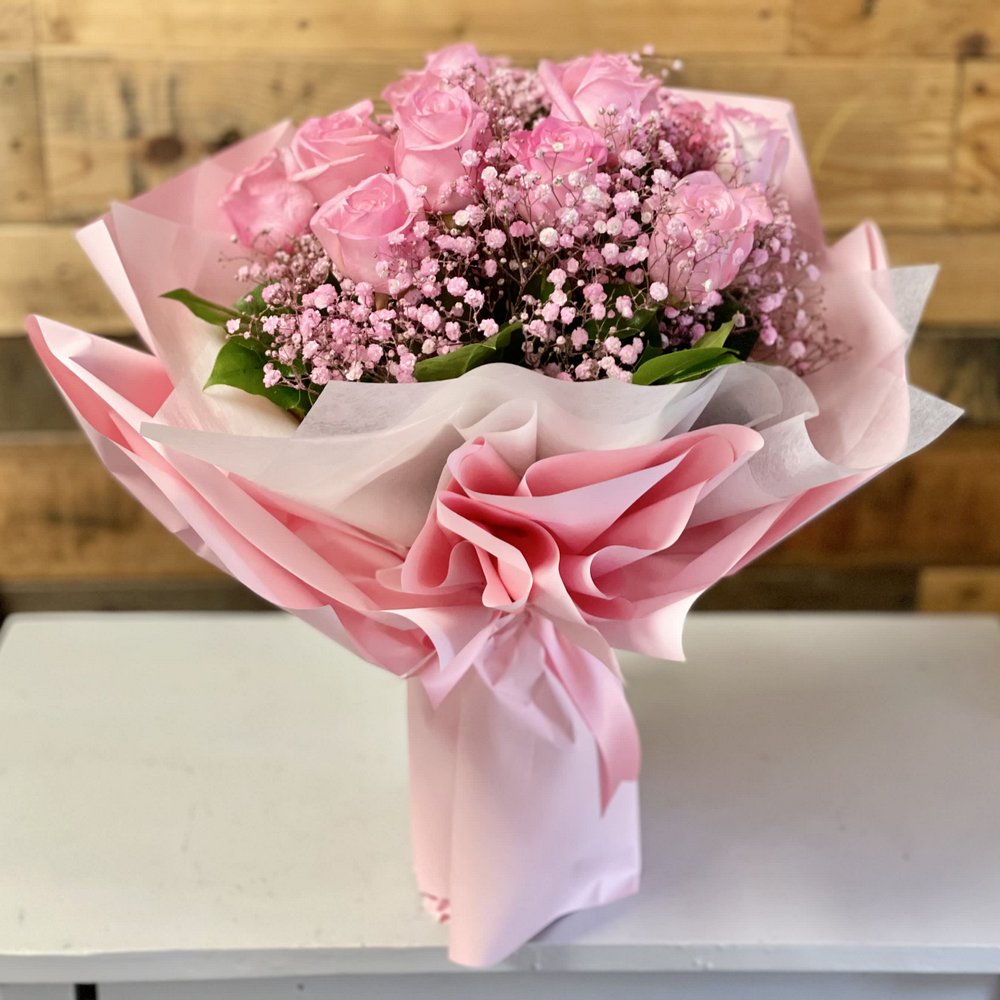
xmin=631 ymin=306 xmax=661 ymax=333
xmin=234 ymin=283 xmax=269 ymax=317
xmin=723 ymin=325 xmax=760 ymax=362
xmin=162 ymin=288 xmax=240 ymax=326
xmin=413 ymin=322 xmax=522 ymax=382
xmin=693 ymin=318 xmax=735 ymax=351
xmin=632 ymin=346 xmax=742 ymax=386
xmin=204 ymin=338 xmax=307 ymax=411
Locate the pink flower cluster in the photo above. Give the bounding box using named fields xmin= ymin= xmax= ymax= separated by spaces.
xmin=218 ymin=45 xmax=835 ymax=395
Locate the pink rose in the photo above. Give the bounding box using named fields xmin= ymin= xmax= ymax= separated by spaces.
xmin=505 ymin=117 xmax=608 ymax=223
xmin=310 ymin=173 xmax=424 ymax=292
xmin=220 ymin=149 xmax=316 ymax=252
xmin=648 ymin=170 xmax=773 ymax=306
xmin=539 ymin=53 xmax=659 ymax=135
xmin=712 ymin=104 xmax=789 ymax=188
xmin=382 ymin=43 xmax=500 ymax=108
xmin=425 ymin=42 xmax=498 ymax=78
xmin=288 ymin=100 xmax=394 ymax=203
xmin=393 ymin=82 xmax=489 ymax=212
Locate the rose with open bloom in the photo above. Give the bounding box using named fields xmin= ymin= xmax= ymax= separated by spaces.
xmin=392 ymin=81 xmax=489 ymax=212
xmin=539 ymin=52 xmax=660 ymax=137
xmin=220 ymin=149 xmax=316 ymax=252
xmin=712 ymin=105 xmax=790 ymax=188
xmin=382 ymin=42 xmax=501 ymax=107
xmin=288 ymin=100 xmax=394 ymax=204
xmin=505 ymin=117 xmax=608 ymax=224
xmin=311 ymin=172 xmax=424 ymax=291
xmin=648 ymin=170 xmax=773 ymax=306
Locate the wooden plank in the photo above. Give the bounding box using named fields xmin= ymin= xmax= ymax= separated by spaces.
xmin=765 ymin=425 xmax=1000 ymax=568
xmin=952 ymin=61 xmax=1000 ymax=228
xmin=884 ymin=231 xmax=1000 ymax=327
xmin=0 ymin=335 xmax=147 ymax=432
xmin=0 ymin=2 xmax=35 ymax=47
xmin=918 ymin=567 xmax=1000 ymax=615
xmin=0 ymin=568 xmax=918 ymax=617
xmin=3 ymin=225 xmax=998 ymax=336
xmin=791 ymin=0 xmax=1000 ymax=57
xmin=0 ymin=335 xmax=79 ymax=431
xmin=0 ymin=225 xmax=131 ymax=336
xmin=38 ymin=53 xmax=957 ymax=228
xmin=34 ymin=0 xmax=790 ymax=55
xmin=38 ymin=52 xmax=407 ymax=222
xmin=698 ymin=565 xmax=917 ymax=611
xmin=0 ymin=54 xmax=46 ymax=222
xmin=678 ymin=57 xmax=958 ymax=231
xmin=0 ymin=578 xmax=271 ymax=616
xmin=0 ymin=433 xmax=222 ymax=580
xmin=908 ymin=330 xmax=1000 ymax=425
xmin=2 ymin=426 xmax=996 ymax=583
xmin=2 ymin=323 xmax=998 ymax=435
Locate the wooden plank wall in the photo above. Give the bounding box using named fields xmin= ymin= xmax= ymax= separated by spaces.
xmin=1 ymin=0 xmax=999 ymax=617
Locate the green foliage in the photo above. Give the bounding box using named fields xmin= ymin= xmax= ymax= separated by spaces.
xmin=413 ymin=321 xmax=523 ymax=382
xmin=631 ymin=319 xmax=741 ymax=386
xmin=233 ymin=283 xmax=270 ymax=318
xmin=204 ymin=339 xmax=311 ymax=414
xmin=631 ymin=347 xmax=742 ymax=385
xmin=161 ymin=288 xmax=239 ymax=326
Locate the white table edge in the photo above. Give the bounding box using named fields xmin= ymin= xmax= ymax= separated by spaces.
xmin=3 ymin=942 xmax=1000 ymax=984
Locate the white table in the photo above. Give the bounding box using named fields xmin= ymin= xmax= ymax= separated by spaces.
xmin=0 ymin=612 xmax=998 ymax=1000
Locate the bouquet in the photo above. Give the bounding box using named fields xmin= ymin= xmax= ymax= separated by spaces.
xmin=28 ymin=44 xmax=960 ymax=966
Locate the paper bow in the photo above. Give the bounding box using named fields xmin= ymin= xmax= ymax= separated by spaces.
xmin=391 ymin=425 xmax=763 ymax=806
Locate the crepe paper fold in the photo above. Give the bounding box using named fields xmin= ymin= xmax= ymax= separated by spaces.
xmin=27 ymin=91 xmax=961 ymax=967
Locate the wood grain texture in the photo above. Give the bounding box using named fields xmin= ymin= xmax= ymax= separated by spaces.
xmin=0 ymin=566 xmax=919 ymax=618
xmin=918 ymin=567 xmax=1000 ymax=614
xmin=34 ymin=0 xmax=790 ymax=55
xmin=0 ymin=1 xmax=34 ymax=47
xmin=0 ymin=54 xmax=46 ymax=222
xmin=0 ymin=225 xmax=131 ymax=335
xmin=677 ymin=57 xmax=957 ymax=230
xmin=952 ymin=61 xmax=1000 ymax=228
xmin=698 ymin=565 xmax=917 ymax=611
xmin=38 ymin=52 xmax=408 ymax=221
xmin=37 ymin=52 xmax=959 ymax=230
xmin=0 ymin=434 xmax=220 ymax=580
xmin=0 ymin=337 xmax=78 ymax=431
xmin=883 ymin=231 xmax=1000 ymax=328
xmin=1 ymin=0 xmax=997 ymax=609
xmin=2 ymin=322 xmax=998 ymax=432
xmin=908 ymin=331 xmax=1000 ymax=424
xmin=790 ymin=0 xmax=1000 ymax=57
xmin=1 ymin=426 xmax=994 ymax=584
xmin=4 ymin=325 xmax=995 ymax=435
xmin=770 ymin=426 xmax=1000 ymax=567
xmin=0 ymin=578 xmax=272 ymax=616
xmin=4 ymin=226 xmax=996 ymax=336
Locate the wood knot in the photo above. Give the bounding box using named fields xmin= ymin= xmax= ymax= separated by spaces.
xmin=145 ymin=134 xmax=185 ymax=164
xmin=207 ymin=127 xmax=244 ymax=153
xmin=48 ymin=15 xmax=74 ymax=42
xmin=958 ymin=31 xmax=989 ymax=59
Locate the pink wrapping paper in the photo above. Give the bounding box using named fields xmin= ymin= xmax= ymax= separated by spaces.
xmin=408 ymin=614 xmax=640 ymax=966
xmin=27 ymin=94 xmax=961 ymax=967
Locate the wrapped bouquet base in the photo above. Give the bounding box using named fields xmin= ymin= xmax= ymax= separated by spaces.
xmin=27 ymin=45 xmax=963 ymax=967
xmin=408 ymin=616 xmax=640 ymax=967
